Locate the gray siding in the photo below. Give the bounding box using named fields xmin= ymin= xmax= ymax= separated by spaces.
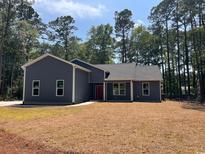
xmin=106 ymin=81 xmax=131 ymax=101
xmin=75 ymin=68 xmax=90 ymax=103
xmin=24 ymin=56 xmax=73 ymax=104
xmin=72 ymin=60 xmax=104 ymax=83
xmin=133 ymin=81 xmax=161 ymax=102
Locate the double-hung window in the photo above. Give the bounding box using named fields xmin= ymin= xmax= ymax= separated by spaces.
xmin=142 ymin=82 xmax=150 ymax=96
xmin=56 ymin=80 xmax=64 ymax=96
xmin=113 ymin=83 xmax=126 ymax=96
xmin=32 ymin=80 xmax=40 ymax=96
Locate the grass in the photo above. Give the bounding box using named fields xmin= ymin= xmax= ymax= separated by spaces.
xmin=0 ymin=106 xmax=82 ymax=121
xmin=0 ymin=101 xmax=205 ymax=154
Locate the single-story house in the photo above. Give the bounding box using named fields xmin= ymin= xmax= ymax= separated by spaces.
xmin=21 ymin=53 xmax=163 ymax=105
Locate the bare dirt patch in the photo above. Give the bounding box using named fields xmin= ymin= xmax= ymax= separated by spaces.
xmin=0 ymin=129 xmax=72 ymax=154
xmin=0 ymin=101 xmax=205 ymax=154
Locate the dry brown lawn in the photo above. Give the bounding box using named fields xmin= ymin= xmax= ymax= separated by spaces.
xmin=0 ymin=101 xmax=205 ymax=154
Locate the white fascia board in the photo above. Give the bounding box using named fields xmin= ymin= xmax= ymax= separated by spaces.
xmin=71 ymin=58 xmax=106 ymax=72
xmin=105 ymin=78 xmax=135 ymax=81
xmin=21 ymin=53 xmax=91 ymax=73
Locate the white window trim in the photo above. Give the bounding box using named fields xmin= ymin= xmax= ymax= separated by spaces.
xmin=142 ymin=82 xmax=150 ymax=96
xmin=113 ymin=82 xmax=126 ymax=96
xmin=32 ymin=80 xmax=40 ymax=96
xmin=56 ymin=80 xmax=64 ymax=97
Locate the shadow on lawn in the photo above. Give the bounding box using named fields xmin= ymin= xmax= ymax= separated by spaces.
xmin=9 ymin=104 xmax=63 ymax=109
xmin=182 ymin=102 xmax=205 ymax=112
xmin=8 ymin=102 xmax=87 ymax=109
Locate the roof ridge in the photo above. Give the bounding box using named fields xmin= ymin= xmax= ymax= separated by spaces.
xmin=96 ymin=63 xmax=136 ymax=66
xmin=71 ymin=58 xmax=107 ymax=72
xmin=136 ymin=65 xmax=159 ymax=67
xmin=22 ymin=53 xmax=91 ymax=72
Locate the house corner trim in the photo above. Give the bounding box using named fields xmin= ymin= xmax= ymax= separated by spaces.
xmin=23 ymin=69 xmax=26 ymax=102
xmin=160 ymin=81 xmax=162 ymax=101
xmin=72 ymin=66 xmax=76 ymax=103
xmin=103 ymin=82 xmax=106 ymax=101
xmin=130 ymin=80 xmax=133 ymax=101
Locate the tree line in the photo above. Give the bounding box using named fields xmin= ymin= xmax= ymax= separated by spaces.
xmin=149 ymin=0 xmax=205 ymax=102
xmin=0 ymin=0 xmax=204 ymax=103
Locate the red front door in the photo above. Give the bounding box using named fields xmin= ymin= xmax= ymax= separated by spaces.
xmin=95 ymin=85 xmax=103 ymax=100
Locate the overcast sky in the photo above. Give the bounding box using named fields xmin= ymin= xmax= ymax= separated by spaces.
xmin=33 ymin=0 xmax=161 ymax=41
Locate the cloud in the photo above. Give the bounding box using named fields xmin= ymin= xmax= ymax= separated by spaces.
xmin=33 ymin=0 xmax=106 ymax=18
xmin=134 ymin=19 xmax=145 ymax=27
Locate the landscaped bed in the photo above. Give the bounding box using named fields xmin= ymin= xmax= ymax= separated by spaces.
xmin=0 ymin=101 xmax=205 ymax=154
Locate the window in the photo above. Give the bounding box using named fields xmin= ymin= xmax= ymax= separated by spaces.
xmin=56 ymin=80 xmax=64 ymax=96
xmin=142 ymin=82 xmax=150 ymax=96
xmin=32 ymin=80 xmax=40 ymax=96
xmin=113 ymin=83 xmax=126 ymax=96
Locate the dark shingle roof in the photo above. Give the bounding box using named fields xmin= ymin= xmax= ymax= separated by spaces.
xmin=95 ymin=63 xmax=162 ymax=81
xmin=135 ymin=65 xmax=163 ymax=81
xmin=96 ymin=63 xmax=136 ymax=80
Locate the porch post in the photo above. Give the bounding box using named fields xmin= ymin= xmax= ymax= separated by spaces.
xmin=130 ymin=80 xmax=133 ymax=101
xmin=103 ymin=82 xmax=106 ymax=101
xmin=160 ymin=81 xmax=162 ymax=101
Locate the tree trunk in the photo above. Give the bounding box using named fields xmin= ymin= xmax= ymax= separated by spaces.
xmin=171 ymin=48 xmax=176 ymax=97
xmin=165 ymin=18 xmax=171 ymax=98
xmin=122 ymin=28 xmax=126 ymax=63
xmin=64 ymin=35 xmax=69 ymax=60
xmin=164 ymin=60 xmax=168 ymax=95
xmin=176 ymin=1 xmax=182 ymax=99
xmin=192 ymin=59 xmax=197 ymax=97
xmin=10 ymin=57 xmax=15 ymax=98
xmin=183 ymin=19 xmax=191 ymax=97
xmin=0 ymin=0 xmax=12 ymax=98
xmin=183 ymin=55 xmax=187 ymax=97
xmin=191 ymin=15 xmax=201 ymax=100
xmin=160 ymin=42 xmax=165 ymax=94
xmin=198 ymin=4 xmax=205 ymax=103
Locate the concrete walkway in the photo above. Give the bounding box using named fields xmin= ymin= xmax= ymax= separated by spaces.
xmin=66 ymin=101 xmax=95 ymax=107
xmin=0 ymin=101 xmax=22 ymax=107
xmin=0 ymin=101 xmax=95 ymax=107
